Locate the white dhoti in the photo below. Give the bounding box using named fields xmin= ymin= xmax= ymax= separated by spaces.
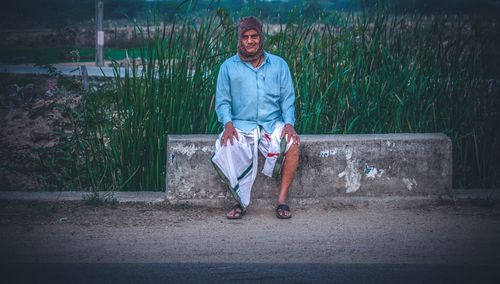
xmin=211 ymin=122 xmax=294 ymax=208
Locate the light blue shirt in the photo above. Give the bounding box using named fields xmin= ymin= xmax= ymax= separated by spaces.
xmin=215 ymin=51 xmax=296 ymax=133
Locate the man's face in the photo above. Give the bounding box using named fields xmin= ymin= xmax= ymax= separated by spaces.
xmin=241 ymin=29 xmax=261 ymax=55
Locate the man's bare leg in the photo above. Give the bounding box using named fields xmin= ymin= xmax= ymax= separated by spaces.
xmin=277 ymin=144 xmax=299 ymax=208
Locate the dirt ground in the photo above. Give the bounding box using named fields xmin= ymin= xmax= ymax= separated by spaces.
xmin=0 ymin=74 xmax=81 ymax=191
xmin=1 ymin=201 xmax=500 ymax=264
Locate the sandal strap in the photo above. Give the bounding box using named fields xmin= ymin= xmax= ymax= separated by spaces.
xmin=277 ymin=204 xmax=290 ymax=211
xmin=232 ymin=203 xmax=243 ymax=210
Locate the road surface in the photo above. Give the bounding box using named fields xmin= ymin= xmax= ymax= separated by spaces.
xmin=1 ymin=201 xmax=499 ymax=283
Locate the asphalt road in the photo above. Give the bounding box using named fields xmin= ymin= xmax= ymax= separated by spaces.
xmin=1 ymin=201 xmax=500 ymax=283
xmin=2 ymin=263 xmax=500 ymax=284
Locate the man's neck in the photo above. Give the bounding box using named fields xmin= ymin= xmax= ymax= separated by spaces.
xmin=250 ymin=55 xmax=263 ymax=68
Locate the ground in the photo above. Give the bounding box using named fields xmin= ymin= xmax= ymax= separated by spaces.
xmin=0 ymin=201 xmax=500 ymax=282
xmin=0 ymin=74 xmax=82 ymax=191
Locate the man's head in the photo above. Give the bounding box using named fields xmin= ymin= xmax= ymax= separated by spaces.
xmin=237 ymin=16 xmax=264 ymax=62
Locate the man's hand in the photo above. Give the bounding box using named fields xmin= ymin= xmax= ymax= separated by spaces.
xmin=221 ymin=122 xmax=239 ymax=146
xmin=280 ymin=124 xmax=300 ymax=145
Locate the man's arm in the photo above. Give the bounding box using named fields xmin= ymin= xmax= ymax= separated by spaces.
xmin=280 ymin=60 xmax=295 ymax=127
xmin=215 ymin=63 xmax=238 ymax=146
xmin=279 ymin=61 xmax=300 ymax=145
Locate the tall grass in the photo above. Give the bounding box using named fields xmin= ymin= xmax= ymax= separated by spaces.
xmin=78 ymin=6 xmax=499 ymax=191
xmin=80 ymin=8 xmax=235 ymax=191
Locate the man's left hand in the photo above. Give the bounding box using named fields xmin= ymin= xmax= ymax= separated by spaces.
xmin=280 ymin=124 xmax=300 ymax=145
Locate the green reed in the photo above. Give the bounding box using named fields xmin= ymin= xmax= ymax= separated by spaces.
xmin=79 ymin=7 xmax=498 ymax=191
xmin=80 ymin=9 xmax=235 ymax=191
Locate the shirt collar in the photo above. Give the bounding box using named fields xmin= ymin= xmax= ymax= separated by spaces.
xmin=233 ymin=51 xmax=270 ymax=64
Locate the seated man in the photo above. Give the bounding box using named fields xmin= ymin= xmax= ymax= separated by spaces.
xmin=211 ymin=16 xmax=300 ymax=219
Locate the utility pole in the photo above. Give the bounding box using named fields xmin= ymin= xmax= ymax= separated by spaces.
xmin=95 ymin=0 xmax=104 ymax=66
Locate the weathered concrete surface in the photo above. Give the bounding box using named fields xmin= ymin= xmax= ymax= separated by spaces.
xmin=0 ymin=191 xmax=167 ymax=204
xmin=167 ymin=133 xmax=452 ymax=206
xmin=1 ymin=189 xmax=498 ymax=209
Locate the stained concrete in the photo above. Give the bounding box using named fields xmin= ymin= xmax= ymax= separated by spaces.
xmin=166 ymin=133 xmax=452 ymax=206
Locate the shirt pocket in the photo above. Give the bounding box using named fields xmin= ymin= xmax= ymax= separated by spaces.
xmin=264 ymin=71 xmax=280 ymax=99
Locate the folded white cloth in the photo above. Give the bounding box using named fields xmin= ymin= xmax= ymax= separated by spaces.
xmin=211 ymin=122 xmax=294 ymax=208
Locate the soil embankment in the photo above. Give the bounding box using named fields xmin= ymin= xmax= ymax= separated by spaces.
xmin=0 ymin=74 xmax=81 ymax=191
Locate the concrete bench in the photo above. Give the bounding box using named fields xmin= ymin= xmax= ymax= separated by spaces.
xmin=166 ymin=133 xmax=452 ymax=208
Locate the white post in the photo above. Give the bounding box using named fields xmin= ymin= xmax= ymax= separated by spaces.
xmin=95 ymin=0 xmax=104 ymax=66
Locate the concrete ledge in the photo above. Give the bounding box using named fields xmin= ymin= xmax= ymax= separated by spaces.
xmin=0 ymin=189 xmax=500 ymax=208
xmin=2 ymin=190 xmax=498 ymax=209
xmin=167 ymin=195 xmax=450 ymax=209
xmin=167 ymin=133 xmax=453 ymax=205
xmin=0 ymin=191 xmax=167 ymax=204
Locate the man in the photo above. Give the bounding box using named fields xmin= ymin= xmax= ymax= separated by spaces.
xmin=211 ymin=16 xmax=300 ymax=219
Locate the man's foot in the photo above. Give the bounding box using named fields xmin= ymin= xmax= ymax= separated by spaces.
xmin=276 ymin=204 xmax=292 ymax=219
xmin=226 ymin=203 xmax=245 ymax=219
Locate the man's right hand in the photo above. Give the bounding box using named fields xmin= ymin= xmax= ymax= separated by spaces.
xmin=221 ymin=122 xmax=239 ymax=146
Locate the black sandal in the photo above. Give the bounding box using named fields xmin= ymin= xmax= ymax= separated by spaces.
xmin=226 ymin=203 xmax=246 ymax=219
xmin=276 ymin=204 xmax=292 ymax=219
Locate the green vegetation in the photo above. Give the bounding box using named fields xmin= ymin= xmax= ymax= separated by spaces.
xmin=76 ymin=10 xmax=233 ymax=191
xmin=82 ymin=191 xmax=118 ymax=206
xmin=43 ymin=4 xmax=499 ymax=191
